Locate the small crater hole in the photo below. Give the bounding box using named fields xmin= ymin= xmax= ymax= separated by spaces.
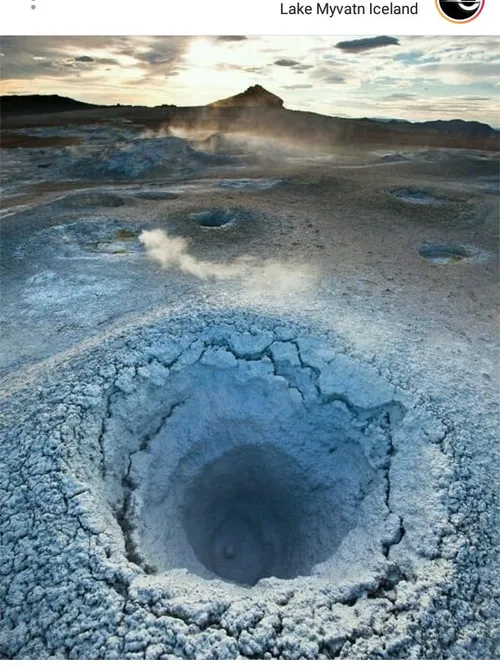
xmin=190 ymin=209 xmax=238 ymax=228
xmin=418 ymin=243 xmax=475 ymax=264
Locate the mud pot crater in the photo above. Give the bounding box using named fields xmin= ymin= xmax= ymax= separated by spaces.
xmin=217 ymin=178 xmax=283 ymax=191
xmin=391 ymin=188 xmax=449 ymax=205
xmin=111 ymin=354 xmax=394 ymax=586
xmin=418 ymin=242 xmax=489 ymax=265
xmin=57 ymin=314 xmax=442 ymax=593
xmin=0 ymin=312 xmax=460 ymax=658
xmin=132 ymin=190 xmax=181 ymax=201
xmin=16 ymin=216 xmax=146 ymax=259
xmin=57 ymin=190 xmax=129 ymax=209
xmin=189 ymin=208 xmax=240 ymax=228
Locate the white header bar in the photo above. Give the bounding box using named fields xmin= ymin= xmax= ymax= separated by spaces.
xmin=1 ymin=0 xmax=499 ymax=36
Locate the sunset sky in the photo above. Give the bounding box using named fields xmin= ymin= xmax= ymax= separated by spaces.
xmin=1 ymin=35 xmax=499 ymax=125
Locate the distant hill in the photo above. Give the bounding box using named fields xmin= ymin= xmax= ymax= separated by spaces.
xmin=420 ymin=119 xmax=498 ymax=139
xmin=0 ymin=89 xmax=498 ymax=152
xmin=209 ymin=85 xmax=284 ymax=109
xmin=0 ymin=94 xmax=104 ymax=115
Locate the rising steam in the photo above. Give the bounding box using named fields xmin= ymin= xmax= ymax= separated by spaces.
xmin=139 ymin=229 xmax=315 ymax=294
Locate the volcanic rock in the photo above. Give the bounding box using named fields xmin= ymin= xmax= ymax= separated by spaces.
xmin=209 ymin=85 xmax=284 ymax=109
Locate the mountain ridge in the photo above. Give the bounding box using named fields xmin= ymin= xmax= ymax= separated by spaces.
xmin=1 ymin=89 xmax=498 ymax=151
xmin=0 ymin=89 xmax=497 ymax=135
xmin=209 ymin=85 xmax=284 ymax=109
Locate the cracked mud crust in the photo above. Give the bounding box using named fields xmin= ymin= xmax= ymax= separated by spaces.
xmin=1 ymin=311 xmax=498 ymax=659
xmin=0 ymin=132 xmax=498 ymax=659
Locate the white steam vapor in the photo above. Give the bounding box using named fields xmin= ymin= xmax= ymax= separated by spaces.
xmin=139 ymin=229 xmax=315 ymax=294
xmin=139 ymin=125 xmax=171 ymax=139
xmin=139 ymin=229 xmax=250 ymax=279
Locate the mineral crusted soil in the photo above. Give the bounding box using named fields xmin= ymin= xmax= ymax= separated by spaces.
xmin=0 ymin=124 xmax=499 ymax=659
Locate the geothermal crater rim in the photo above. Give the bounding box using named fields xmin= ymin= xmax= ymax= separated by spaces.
xmin=391 ymin=188 xmax=448 ymax=205
xmin=59 ymin=190 xmax=129 ymax=208
xmin=418 ymin=242 xmax=486 ymax=264
xmin=65 ymin=316 xmax=419 ymax=591
xmin=217 ymin=178 xmax=283 ymax=190
xmin=133 ymin=190 xmax=182 ymax=201
xmin=19 ymin=217 xmax=146 ymax=259
xmin=190 ymin=208 xmax=240 ymax=228
xmin=0 ymin=309 xmax=468 ymax=657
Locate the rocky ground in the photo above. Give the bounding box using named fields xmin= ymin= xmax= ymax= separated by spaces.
xmin=0 ymin=118 xmax=498 ymax=658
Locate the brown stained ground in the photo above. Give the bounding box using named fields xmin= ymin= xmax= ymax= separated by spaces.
xmin=1 ymin=132 xmax=82 ymax=149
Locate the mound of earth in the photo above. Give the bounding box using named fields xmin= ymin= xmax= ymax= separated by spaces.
xmin=0 ymin=93 xmax=103 ymax=116
xmin=209 ymin=85 xmax=284 ymax=109
xmin=67 ymin=137 xmax=225 ymax=180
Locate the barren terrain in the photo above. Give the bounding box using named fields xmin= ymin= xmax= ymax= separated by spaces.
xmin=0 ymin=100 xmax=498 ymax=659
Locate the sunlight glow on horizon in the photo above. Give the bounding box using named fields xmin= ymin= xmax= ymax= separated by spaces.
xmin=0 ymin=36 xmax=499 ymax=125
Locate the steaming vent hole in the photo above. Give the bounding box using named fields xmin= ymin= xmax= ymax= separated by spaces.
xmin=128 ymin=383 xmax=380 ymax=588
xmin=98 ymin=331 xmax=405 ymax=590
xmin=182 ymin=445 xmax=322 ymax=586
xmin=391 ymin=189 xmax=447 ymax=205
xmin=190 ymin=209 xmax=238 ymax=228
xmin=418 ymin=243 xmax=475 ymax=264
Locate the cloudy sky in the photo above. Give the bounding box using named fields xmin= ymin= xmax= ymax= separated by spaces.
xmin=1 ymin=35 xmax=499 ymax=124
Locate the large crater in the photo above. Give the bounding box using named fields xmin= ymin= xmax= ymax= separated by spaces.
xmin=0 ymin=312 xmax=461 ymax=658
xmin=83 ymin=318 xmax=416 ymax=591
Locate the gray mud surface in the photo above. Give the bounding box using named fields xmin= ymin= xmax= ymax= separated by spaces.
xmin=0 ymin=126 xmax=499 ymax=659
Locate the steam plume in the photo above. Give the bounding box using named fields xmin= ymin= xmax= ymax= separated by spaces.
xmin=139 ymin=228 xmax=315 ymax=294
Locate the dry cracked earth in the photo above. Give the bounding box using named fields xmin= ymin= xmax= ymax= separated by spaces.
xmin=0 ymin=121 xmax=499 ymax=659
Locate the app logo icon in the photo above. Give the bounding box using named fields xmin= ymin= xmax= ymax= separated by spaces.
xmin=436 ymin=0 xmax=485 ymax=23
